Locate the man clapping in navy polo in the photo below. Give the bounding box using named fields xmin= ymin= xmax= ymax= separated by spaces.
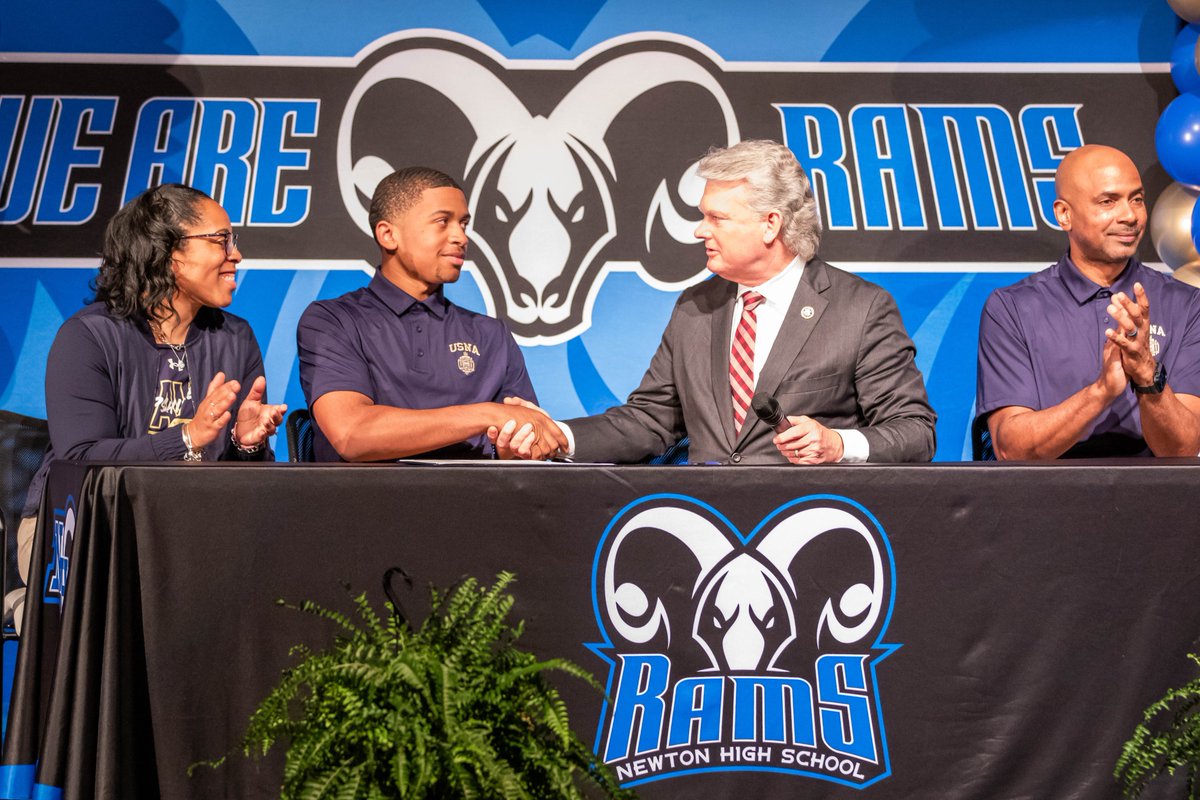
xmin=976 ymin=144 xmax=1200 ymax=459
xmin=297 ymin=167 xmax=566 ymax=461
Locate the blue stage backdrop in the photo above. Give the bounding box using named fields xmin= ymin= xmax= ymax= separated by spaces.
xmin=0 ymin=1 xmax=1179 ymax=461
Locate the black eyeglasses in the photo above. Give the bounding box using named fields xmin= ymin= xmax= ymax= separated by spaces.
xmin=179 ymin=231 xmax=239 ymax=257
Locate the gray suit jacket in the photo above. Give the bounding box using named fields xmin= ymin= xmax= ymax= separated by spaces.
xmin=568 ymin=258 xmax=936 ymax=464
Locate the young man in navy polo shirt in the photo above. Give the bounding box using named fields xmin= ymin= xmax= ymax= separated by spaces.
xmin=976 ymin=144 xmax=1200 ymax=459
xmin=297 ymin=167 xmax=566 ymax=461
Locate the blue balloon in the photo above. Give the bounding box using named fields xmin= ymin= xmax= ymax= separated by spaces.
xmin=1173 ymin=24 xmax=1200 ymax=94
xmin=1156 ymin=93 xmax=1200 ymax=187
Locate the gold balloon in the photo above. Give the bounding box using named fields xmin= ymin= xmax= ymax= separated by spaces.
xmin=1150 ymin=182 xmax=1200 ymax=270
xmin=1170 ymin=0 xmax=1200 ymax=24
xmin=1172 ymin=260 xmax=1200 ymax=288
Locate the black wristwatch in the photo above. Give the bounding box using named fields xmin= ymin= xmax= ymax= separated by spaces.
xmin=1133 ymin=361 xmax=1167 ymax=395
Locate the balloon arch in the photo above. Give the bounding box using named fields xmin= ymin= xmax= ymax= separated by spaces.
xmin=1155 ymin=2 xmax=1200 ymax=284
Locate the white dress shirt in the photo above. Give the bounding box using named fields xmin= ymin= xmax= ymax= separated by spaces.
xmin=732 ymin=258 xmax=868 ymax=463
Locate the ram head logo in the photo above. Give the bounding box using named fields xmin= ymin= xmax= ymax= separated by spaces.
xmin=337 ymin=37 xmax=740 ymax=344
xmin=596 ymin=497 xmax=891 ymax=674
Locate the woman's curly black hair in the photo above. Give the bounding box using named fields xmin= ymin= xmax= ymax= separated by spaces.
xmin=92 ymin=183 xmax=211 ymax=322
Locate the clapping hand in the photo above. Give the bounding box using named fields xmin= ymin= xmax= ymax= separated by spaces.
xmin=187 ymin=371 xmax=240 ymax=448
xmin=1105 ymin=283 xmax=1156 ymax=388
xmin=234 ymin=375 xmax=287 ymax=449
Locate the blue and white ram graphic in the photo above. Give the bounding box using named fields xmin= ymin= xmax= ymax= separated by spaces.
xmin=43 ymin=495 xmax=76 ymax=606
xmin=589 ymin=494 xmax=898 ymax=788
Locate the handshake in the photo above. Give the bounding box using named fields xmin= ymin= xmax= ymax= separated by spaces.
xmin=486 ymin=397 xmax=568 ymax=461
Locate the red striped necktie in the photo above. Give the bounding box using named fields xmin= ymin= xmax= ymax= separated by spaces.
xmin=730 ymin=290 xmax=765 ymax=434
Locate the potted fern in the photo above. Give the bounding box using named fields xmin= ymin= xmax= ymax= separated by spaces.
xmin=239 ymin=570 xmax=634 ymax=799
xmin=1115 ymin=652 xmax=1200 ymax=798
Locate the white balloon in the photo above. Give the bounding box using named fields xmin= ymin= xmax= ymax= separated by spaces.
xmin=1170 ymin=0 xmax=1200 ymax=24
xmin=1150 ymin=182 xmax=1200 ymax=270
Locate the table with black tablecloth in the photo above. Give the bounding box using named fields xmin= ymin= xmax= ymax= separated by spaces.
xmin=1 ymin=460 xmax=1198 ymax=799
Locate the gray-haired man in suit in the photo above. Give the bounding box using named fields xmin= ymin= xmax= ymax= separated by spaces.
xmin=493 ymin=139 xmax=936 ymax=464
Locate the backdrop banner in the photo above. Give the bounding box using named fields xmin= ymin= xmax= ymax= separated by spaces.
xmin=0 ymin=22 xmax=1177 ymax=459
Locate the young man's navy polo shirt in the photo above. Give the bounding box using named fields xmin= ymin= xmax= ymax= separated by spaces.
xmin=297 ymin=272 xmax=537 ymax=461
xmin=976 ymin=255 xmax=1200 ymax=457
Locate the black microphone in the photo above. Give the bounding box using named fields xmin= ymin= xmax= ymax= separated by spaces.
xmin=751 ymin=392 xmax=790 ymax=434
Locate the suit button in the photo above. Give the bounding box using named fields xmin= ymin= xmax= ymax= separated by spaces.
xmin=731 ymin=452 xmax=742 ymax=463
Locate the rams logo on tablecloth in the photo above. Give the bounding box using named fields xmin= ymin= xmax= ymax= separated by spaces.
xmin=589 ymin=494 xmax=897 ymax=788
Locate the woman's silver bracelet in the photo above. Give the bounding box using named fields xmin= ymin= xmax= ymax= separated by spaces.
xmin=230 ymin=423 xmax=264 ymax=454
xmin=181 ymin=425 xmax=203 ymax=462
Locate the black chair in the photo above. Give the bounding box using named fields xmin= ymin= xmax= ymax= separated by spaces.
xmin=0 ymin=507 xmax=7 ymax=612
xmin=0 ymin=410 xmax=52 ymax=635
xmin=647 ymin=436 xmax=690 ymax=465
xmin=971 ymin=414 xmax=996 ymax=461
xmin=0 ymin=507 xmax=12 ymax=639
xmin=286 ymin=408 xmax=315 ymax=463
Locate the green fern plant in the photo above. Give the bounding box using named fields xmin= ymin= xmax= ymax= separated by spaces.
xmin=1115 ymin=652 xmax=1200 ymax=799
xmin=240 ymin=571 xmax=635 ymax=800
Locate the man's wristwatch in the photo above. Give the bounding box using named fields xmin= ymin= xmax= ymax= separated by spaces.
xmin=1133 ymin=361 xmax=1167 ymax=395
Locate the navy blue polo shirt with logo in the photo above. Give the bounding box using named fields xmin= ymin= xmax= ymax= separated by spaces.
xmin=976 ymin=255 xmax=1200 ymax=457
xmin=297 ymin=272 xmax=537 ymax=461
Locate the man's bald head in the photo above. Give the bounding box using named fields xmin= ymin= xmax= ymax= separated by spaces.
xmin=1052 ymin=144 xmax=1146 ymax=278
xmin=1055 ymin=144 xmax=1140 ymax=205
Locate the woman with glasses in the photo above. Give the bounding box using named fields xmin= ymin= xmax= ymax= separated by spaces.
xmin=15 ymin=183 xmax=286 ymax=602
